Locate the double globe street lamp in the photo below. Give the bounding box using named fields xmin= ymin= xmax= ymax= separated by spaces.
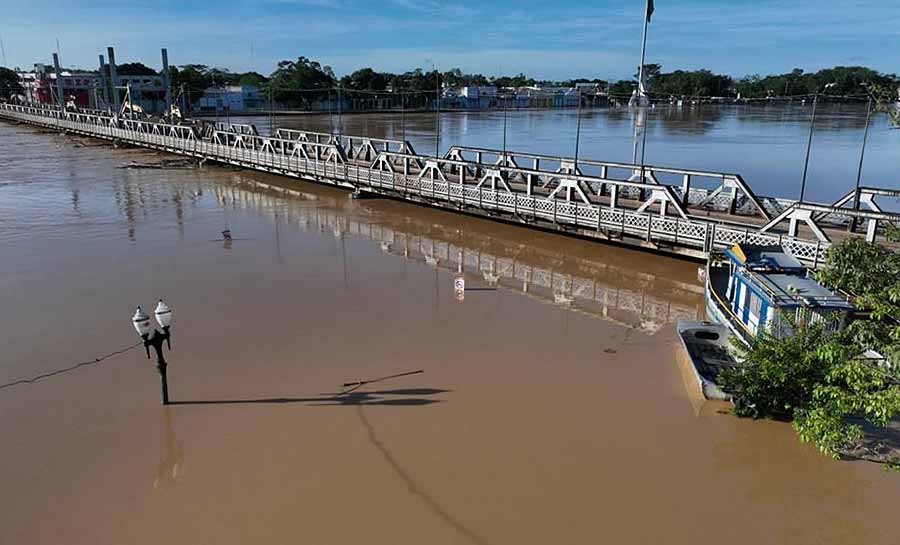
xmin=132 ymin=300 xmax=174 ymax=405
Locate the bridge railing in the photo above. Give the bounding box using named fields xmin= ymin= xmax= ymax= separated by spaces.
xmin=0 ymin=103 xmax=833 ymax=265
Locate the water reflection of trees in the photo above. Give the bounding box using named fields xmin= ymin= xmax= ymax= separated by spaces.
xmin=731 ymin=102 xmax=879 ymax=132
xmin=652 ymin=104 xmax=724 ymax=136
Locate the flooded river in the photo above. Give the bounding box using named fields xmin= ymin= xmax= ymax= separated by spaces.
xmin=1 ymin=116 xmax=899 ymax=545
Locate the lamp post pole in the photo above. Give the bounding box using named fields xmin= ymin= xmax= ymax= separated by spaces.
xmin=850 ymin=97 xmax=873 ymax=232
xmin=133 ymin=301 xmax=173 ymax=405
xmin=799 ymin=82 xmax=835 ymax=203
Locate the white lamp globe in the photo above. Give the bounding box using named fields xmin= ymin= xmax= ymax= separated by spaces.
xmin=132 ymin=306 xmax=152 ymax=337
xmin=154 ymin=300 xmax=173 ymax=328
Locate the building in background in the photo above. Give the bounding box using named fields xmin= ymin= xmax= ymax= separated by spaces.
xmin=193 ymin=85 xmax=262 ymax=113
xmin=18 ymin=64 xmax=102 ymax=108
xmin=17 ymin=64 xmax=169 ymax=113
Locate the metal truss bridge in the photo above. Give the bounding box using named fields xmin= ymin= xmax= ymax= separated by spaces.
xmin=2 ymin=102 xmax=898 ymax=266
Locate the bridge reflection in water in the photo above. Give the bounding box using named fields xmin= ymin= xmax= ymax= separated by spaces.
xmin=211 ymin=177 xmax=705 ymax=335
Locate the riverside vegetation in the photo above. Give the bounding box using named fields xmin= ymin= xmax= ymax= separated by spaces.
xmin=722 ymin=229 xmax=900 ymax=468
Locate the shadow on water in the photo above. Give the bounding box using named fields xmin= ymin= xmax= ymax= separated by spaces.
xmin=169 ymin=388 xmax=448 ymax=407
xmin=356 ymin=404 xmax=493 ymax=545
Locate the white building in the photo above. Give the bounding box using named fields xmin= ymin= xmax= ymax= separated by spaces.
xmin=461 ymin=86 xmax=497 ymax=99
xmin=194 ymin=85 xmax=262 ymax=113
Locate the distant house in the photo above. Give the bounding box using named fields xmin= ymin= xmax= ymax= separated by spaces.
xmin=461 ymin=86 xmax=497 ymax=99
xmin=574 ymin=82 xmax=601 ymax=94
xmin=194 ymin=85 xmax=262 ymax=113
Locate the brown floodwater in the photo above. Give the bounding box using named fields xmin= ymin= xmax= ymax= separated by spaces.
xmin=1 ymin=121 xmax=898 ymax=544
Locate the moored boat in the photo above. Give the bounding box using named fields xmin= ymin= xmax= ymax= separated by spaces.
xmin=676 ymin=243 xmax=854 ymax=404
xmin=675 ymin=320 xmax=738 ymax=402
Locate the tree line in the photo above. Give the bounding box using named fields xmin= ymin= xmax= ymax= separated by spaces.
xmin=3 ymin=57 xmax=898 ymax=105
xmin=165 ymin=61 xmax=900 ymax=104
xmin=608 ymin=63 xmax=898 ymax=99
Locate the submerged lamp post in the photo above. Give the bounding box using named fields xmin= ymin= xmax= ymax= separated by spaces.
xmin=132 ymin=300 xmax=173 ymax=405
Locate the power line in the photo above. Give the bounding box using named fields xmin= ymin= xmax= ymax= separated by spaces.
xmin=0 ymin=341 xmax=142 ymax=391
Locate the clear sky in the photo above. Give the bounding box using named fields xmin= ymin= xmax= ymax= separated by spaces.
xmin=0 ymin=0 xmax=897 ymax=80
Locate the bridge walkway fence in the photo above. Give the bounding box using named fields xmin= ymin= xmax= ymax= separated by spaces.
xmin=0 ymin=103 xmax=832 ymax=265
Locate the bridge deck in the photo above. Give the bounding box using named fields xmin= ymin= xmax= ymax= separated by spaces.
xmin=2 ymin=103 xmax=896 ymax=266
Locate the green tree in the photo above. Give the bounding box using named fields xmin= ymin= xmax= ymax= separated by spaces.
xmin=168 ymin=64 xmax=214 ymax=93
xmin=340 ymin=68 xmax=389 ymax=91
xmin=816 ymin=233 xmax=900 ymax=362
xmin=267 ymin=57 xmax=336 ymax=107
xmin=116 ymin=62 xmax=158 ymax=76
xmin=609 ymin=79 xmax=636 ymax=97
xmin=867 ymin=82 xmax=900 ymax=127
xmin=238 ymin=72 xmax=268 ymax=88
xmin=0 ymin=66 xmax=22 ymax=97
xmin=724 ymin=233 xmax=900 ymax=466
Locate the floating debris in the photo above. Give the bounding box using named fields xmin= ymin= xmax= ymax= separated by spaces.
xmin=117 ymin=158 xmax=196 ymax=170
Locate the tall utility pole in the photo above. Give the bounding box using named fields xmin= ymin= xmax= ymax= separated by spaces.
xmin=107 ymin=47 xmax=120 ymax=114
xmin=52 ymin=52 xmax=64 ymax=111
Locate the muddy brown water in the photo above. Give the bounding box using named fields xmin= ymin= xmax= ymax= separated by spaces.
xmin=1 ymin=122 xmax=898 ymax=544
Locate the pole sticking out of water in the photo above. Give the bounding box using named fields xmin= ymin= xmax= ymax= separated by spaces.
xmin=432 ymin=61 xmax=441 ymax=158
xmin=799 ymin=92 xmax=819 ymax=203
xmin=502 ymin=92 xmax=508 ymax=160
xmin=850 ymin=97 xmax=873 ymax=231
xmin=574 ymin=92 xmax=582 ymax=172
xmin=640 ymin=106 xmax=649 ymax=181
xmin=337 ymin=83 xmax=343 ymax=138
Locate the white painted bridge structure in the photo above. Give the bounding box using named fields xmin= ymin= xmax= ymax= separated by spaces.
xmin=2 ymin=102 xmax=898 ymax=266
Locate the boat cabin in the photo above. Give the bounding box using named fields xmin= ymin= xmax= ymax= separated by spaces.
xmin=710 ymin=244 xmax=853 ymax=342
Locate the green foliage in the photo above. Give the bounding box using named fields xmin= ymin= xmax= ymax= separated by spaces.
xmin=609 ymin=79 xmax=636 ymax=97
xmin=653 ymin=69 xmax=733 ymax=98
xmin=0 ymin=66 xmax=22 ymax=96
xmin=268 ymin=57 xmax=335 ymax=106
xmin=867 ymin=82 xmax=900 ymax=128
xmin=722 ymin=322 xmax=835 ymax=420
xmin=723 ymin=321 xmax=900 ymax=461
xmin=816 ymin=236 xmax=900 ymax=362
xmin=726 ymin=236 xmax=900 ymax=465
xmin=115 ymin=62 xmax=158 ymax=76
xmin=168 ymin=65 xmax=270 ymax=96
xmin=735 ymin=66 xmax=898 ymax=99
xmin=340 ymin=68 xmax=389 ymax=91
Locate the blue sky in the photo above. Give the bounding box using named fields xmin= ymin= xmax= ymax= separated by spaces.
xmin=1 ymin=0 xmax=897 ymax=80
